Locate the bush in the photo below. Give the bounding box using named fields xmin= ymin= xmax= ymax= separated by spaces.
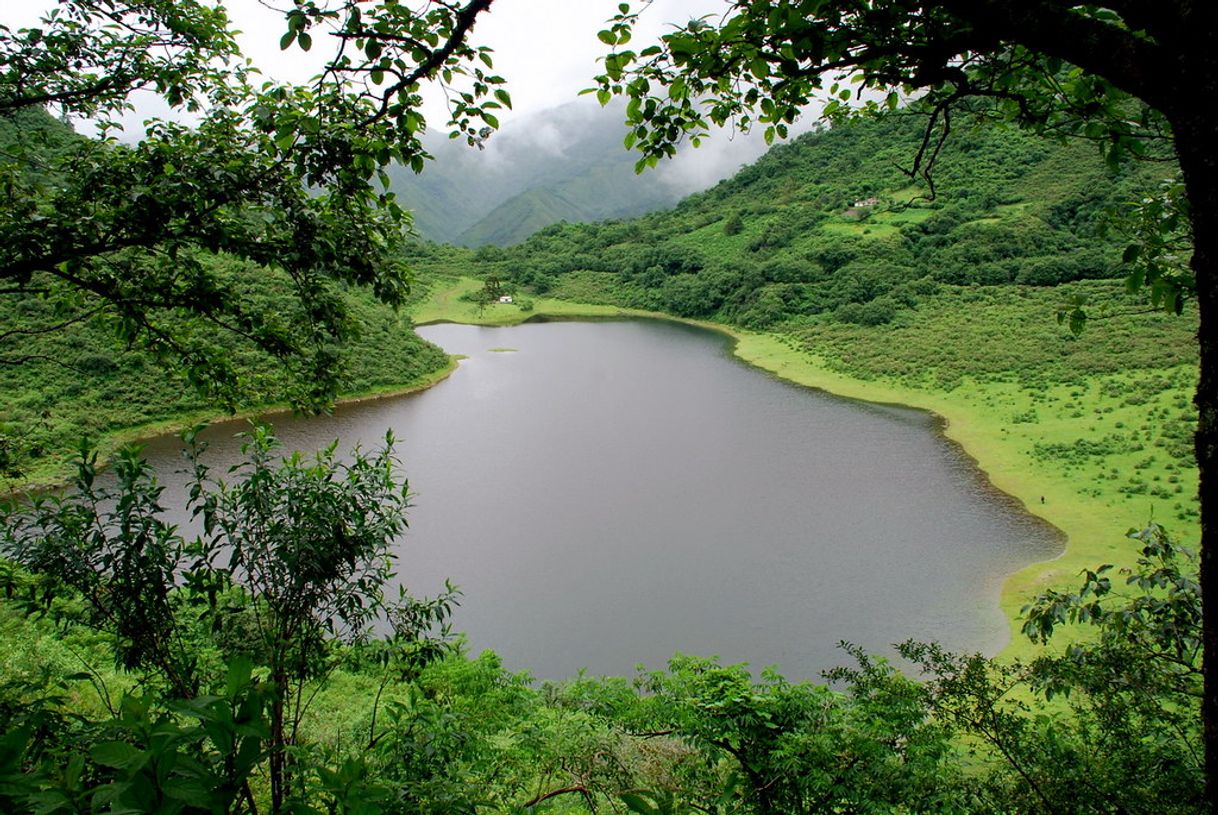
xmin=835 ymin=296 xmax=899 ymax=325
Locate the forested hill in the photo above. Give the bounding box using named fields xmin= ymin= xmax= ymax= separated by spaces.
xmin=462 ymin=110 xmax=1170 ymax=331
xmin=0 ymin=109 xmax=451 ymax=482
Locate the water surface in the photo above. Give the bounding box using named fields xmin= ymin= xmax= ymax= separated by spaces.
xmin=137 ymin=319 xmax=1061 ymax=679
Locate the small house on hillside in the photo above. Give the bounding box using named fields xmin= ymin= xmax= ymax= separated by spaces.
xmin=843 ymin=196 xmax=881 ymax=220
xmin=499 ymin=295 xmax=514 ymax=304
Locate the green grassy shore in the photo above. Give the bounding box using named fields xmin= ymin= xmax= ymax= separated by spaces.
xmin=3 ymin=356 xmax=460 ymax=492
xmin=7 ymin=272 xmax=1196 ymax=666
xmin=410 ymin=276 xmax=1200 ymax=663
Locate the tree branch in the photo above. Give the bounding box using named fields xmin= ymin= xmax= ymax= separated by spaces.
xmin=938 ymin=0 xmax=1173 ymax=110
xmin=520 ymin=785 xmax=594 ymax=810
xmin=361 ymin=0 xmax=496 ymax=127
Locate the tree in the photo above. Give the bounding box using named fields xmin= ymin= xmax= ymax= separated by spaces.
xmin=899 ymin=522 xmax=1203 ymax=813
xmin=589 ymin=1 xmax=1218 ymax=801
xmin=1 ymin=0 xmax=505 ymax=409
xmin=631 ymin=653 xmax=959 ymax=815
xmin=1 ymin=426 xmax=458 ymax=813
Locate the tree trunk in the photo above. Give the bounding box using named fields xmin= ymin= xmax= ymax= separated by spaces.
xmin=1170 ymin=106 xmax=1218 ymax=812
xmin=270 ymin=665 xmax=288 ymax=815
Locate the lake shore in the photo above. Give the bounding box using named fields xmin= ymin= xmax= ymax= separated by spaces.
xmin=3 ymin=355 xmax=461 ymax=494
xmin=410 ymin=276 xmax=1184 ymax=663
xmin=8 ymin=274 xmax=1185 ymax=665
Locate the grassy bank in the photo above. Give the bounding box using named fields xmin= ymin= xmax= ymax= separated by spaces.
xmin=2 ymin=348 xmax=459 ymax=492
xmin=410 ymin=275 xmax=660 ymax=325
xmin=410 ymin=276 xmax=1199 ymax=663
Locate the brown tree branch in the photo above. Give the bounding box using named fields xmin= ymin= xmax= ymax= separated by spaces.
xmin=361 ymin=0 xmax=496 ymax=127
xmin=521 ymin=785 xmax=594 ymax=810
xmin=937 ymin=0 xmax=1172 ymax=109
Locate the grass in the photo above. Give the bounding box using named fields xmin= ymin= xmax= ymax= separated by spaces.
xmin=411 ymin=276 xmax=661 ymax=325
xmin=820 ymin=220 xmax=902 ymax=238
xmin=656 ymin=219 xmax=756 ymax=256
xmin=870 ymin=207 xmax=936 ymax=225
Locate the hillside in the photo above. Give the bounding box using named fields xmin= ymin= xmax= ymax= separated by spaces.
xmin=0 ymin=110 xmax=452 ymax=483
xmin=468 ymin=111 xmax=1171 ymax=329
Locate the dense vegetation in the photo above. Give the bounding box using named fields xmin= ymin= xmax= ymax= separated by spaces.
xmin=471 ymin=113 xmax=1168 ymax=330
xmin=0 ymin=257 xmax=449 ymax=483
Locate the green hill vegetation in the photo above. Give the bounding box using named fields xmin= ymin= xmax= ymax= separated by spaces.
xmin=482 ymin=113 xmax=1172 ymax=329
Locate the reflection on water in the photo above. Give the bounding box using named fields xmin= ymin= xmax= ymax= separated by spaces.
xmin=134 ymin=319 xmax=1062 ymax=680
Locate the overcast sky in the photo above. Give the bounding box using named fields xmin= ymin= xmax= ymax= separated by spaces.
xmin=4 ymin=0 xmax=727 ymax=130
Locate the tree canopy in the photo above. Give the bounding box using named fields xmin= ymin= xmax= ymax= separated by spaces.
xmin=0 ymin=0 xmax=503 ymax=408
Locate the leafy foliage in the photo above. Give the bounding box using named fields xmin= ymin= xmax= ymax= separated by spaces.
xmin=0 ymin=238 xmax=450 ymax=483
xmin=1 ymin=428 xmax=458 ymax=812
xmin=1 ymin=0 xmax=504 ymax=411
xmin=901 ymin=523 xmax=1203 ymax=814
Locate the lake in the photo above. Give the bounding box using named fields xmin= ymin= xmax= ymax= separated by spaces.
xmin=135 ymin=319 xmax=1062 ymax=679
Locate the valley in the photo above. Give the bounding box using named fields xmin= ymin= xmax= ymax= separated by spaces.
xmin=1 ymin=2 xmax=1208 ymax=806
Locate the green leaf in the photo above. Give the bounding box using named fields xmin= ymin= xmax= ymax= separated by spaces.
xmin=279 ymin=31 xmax=295 ymax=50
xmin=163 ymin=778 xmax=215 ymax=808
xmin=621 ymin=793 xmax=657 ymax=815
xmin=91 ymin=741 xmax=147 ymax=771
xmin=226 ymin=656 xmax=253 ymax=698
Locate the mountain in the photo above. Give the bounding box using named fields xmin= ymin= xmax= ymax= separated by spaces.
xmin=391 ymin=100 xmax=771 ymax=246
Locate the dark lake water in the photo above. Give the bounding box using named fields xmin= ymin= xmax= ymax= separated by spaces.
xmin=135 ymin=319 xmax=1061 ymax=680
